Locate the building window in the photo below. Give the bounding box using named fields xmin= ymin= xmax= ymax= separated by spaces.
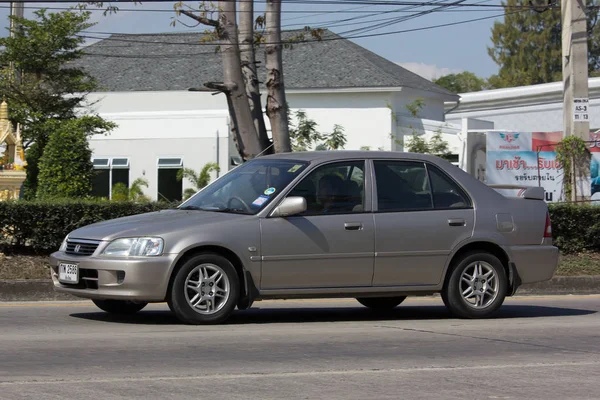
xmin=91 ymin=158 xmax=130 ymax=199
xmin=157 ymin=157 xmax=183 ymax=202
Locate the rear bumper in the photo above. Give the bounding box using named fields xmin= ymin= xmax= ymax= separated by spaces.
xmin=49 ymin=251 xmax=177 ymax=302
xmin=508 ymin=245 xmax=559 ymax=284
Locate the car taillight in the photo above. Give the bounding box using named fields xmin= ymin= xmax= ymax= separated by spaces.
xmin=544 ymin=212 xmax=552 ymax=238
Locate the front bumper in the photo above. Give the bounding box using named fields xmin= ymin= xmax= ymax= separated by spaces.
xmin=508 ymin=245 xmax=559 ymax=284
xmin=49 ymin=251 xmax=178 ymax=302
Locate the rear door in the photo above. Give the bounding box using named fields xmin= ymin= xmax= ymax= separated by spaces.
xmin=372 ymin=160 xmax=474 ymax=286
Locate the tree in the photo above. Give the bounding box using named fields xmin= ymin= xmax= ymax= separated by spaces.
xmin=177 ymin=162 xmax=220 ymax=200
xmin=37 ymin=120 xmax=95 ymax=199
xmin=111 ymin=178 xmax=150 ymax=202
xmin=288 ymin=109 xmax=347 ymax=151
xmin=0 ymin=9 xmax=115 ymax=198
xmin=265 ymin=0 xmax=291 ymax=153
xmin=175 ymin=2 xmax=266 ymax=160
xmin=172 ymin=2 xmax=323 ymax=159
xmin=404 ymin=99 xmax=452 ymax=160
xmin=433 ymin=72 xmax=489 ymax=93
xmin=238 ymin=0 xmax=271 ymax=151
xmin=487 ymin=0 xmax=600 ymax=88
xmin=322 ymin=125 xmax=347 ymax=150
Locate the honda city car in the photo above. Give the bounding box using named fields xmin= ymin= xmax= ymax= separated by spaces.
xmin=50 ymin=151 xmax=559 ymax=324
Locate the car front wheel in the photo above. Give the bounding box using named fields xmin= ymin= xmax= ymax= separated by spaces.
xmin=442 ymin=252 xmax=507 ymax=319
xmin=168 ymin=253 xmax=239 ymax=325
xmin=356 ymin=296 xmax=407 ymax=309
xmin=92 ymin=299 xmax=148 ymax=314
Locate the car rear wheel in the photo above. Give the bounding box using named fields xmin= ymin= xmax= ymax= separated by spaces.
xmin=356 ymin=296 xmax=407 ymax=309
xmin=168 ymin=253 xmax=239 ymax=325
xmin=442 ymin=252 xmax=507 ymax=319
xmin=92 ymin=299 xmax=148 ymax=314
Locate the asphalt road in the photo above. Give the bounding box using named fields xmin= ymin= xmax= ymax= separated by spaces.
xmin=1 ymin=295 xmax=599 ymax=400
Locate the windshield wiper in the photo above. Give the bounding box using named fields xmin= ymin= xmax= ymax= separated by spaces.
xmin=204 ymin=207 xmax=250 ymax=214
xmin=178 ymin=205 xmax=204 ymax=211
xmin=180 ymin=205 xmax=249 ymax=214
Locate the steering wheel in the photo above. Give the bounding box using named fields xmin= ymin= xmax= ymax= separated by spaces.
xmin=228 ymin=196 xmax=252 ymax=213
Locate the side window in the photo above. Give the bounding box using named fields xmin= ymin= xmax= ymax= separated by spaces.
xmin=288 ymin=161 xmax=365 ymax=215
xmin=428 ymin=165 xmax=470 ymax=209
xmin=373 ymin=161 xmax=433 ymax=211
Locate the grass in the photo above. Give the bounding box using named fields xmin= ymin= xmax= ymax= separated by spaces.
xmin=1 ymin=252 xmax=599 ymax=280
xmin=0 ymin=254 xmax=51 ymax=280
xmin=556 ymin=253 xmax=600 ymax=276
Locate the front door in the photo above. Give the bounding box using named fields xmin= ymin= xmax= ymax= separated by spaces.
xmin=260 ymin=160 xmax=375 ymax=290
xmin=372 ymin=160 xmax=474 ymax=287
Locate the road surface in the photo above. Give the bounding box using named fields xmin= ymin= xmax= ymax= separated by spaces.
xmin=1 ymin=295 xmax=599 ymax=399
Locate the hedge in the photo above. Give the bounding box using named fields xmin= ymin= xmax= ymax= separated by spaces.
xmin=0 ymin=201 xmax=598 ymax=256
xmin=548 ymin=203 xmax=600 ymax=254
xmin=0 ymin=200 xmax=173 ymax=254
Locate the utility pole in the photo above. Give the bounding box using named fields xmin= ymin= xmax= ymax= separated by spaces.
xmin=9 ymin=2 xmax=24 ymax=85
xmin=562 ymin=0 xmax=590 ymax=201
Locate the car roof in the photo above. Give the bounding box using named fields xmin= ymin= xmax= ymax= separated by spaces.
xmin=258 ymin=150 xmax=444 ymax=163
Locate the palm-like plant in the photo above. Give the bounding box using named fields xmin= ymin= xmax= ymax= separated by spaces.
xmin=111 ymin=178 xmax=150 ymax=202
xmin=177 ymin=162 xmax=220 ymax=200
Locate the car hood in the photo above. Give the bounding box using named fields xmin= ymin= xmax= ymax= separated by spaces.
xmin=68 ymin=209 xmax=251 ymax=241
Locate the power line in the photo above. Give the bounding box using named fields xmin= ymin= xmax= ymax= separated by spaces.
xmin=0 ymin=2 xmax=552 ymax=10
xmin=338 ymin=0 xmax=462 ymax=36
xmin=77 ymin=9 xmax=518 ymax=54
xmin=0 ymin=4 xmax=513 ymax=14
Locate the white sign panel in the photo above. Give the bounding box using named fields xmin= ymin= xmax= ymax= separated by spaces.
xmin=574 ymin=98 xmax=589 ymax=122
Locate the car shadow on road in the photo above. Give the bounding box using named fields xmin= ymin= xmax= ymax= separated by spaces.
xmin=69 ymin=303 xmax=597 ymax=326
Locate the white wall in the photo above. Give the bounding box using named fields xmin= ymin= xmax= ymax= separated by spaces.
xmin=287 ymin=91 xmax=395 ymax=151
xmin=446 ymin=78 xmax=600 ymax=132
xmin=86 ymin=101 xmax=230 ymax=200
xmin=447 ymin=99 xmax=600 ymax=132
xmin=84 ymin=88 xmax=450 ymax=200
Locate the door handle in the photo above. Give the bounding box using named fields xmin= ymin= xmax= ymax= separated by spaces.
xmin=344 ymin=222 xmax=363 ymax=231
xmin=448 ymin=219 xmax=466 ymax=227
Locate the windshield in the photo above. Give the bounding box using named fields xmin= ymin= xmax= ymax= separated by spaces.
xmin=179 ymin=159 xmax=309 ymax=214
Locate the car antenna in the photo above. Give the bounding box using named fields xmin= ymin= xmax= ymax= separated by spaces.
xmin=255 ymin=143 xmax=275 ymax=158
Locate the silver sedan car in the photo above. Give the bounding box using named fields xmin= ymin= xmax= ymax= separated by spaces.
xmin=50 ymin=151 xmax=559 ymax=324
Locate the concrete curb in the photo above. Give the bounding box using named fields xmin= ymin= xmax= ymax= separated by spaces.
xmin=515 ymin=276 xmax=600 ymax=295
xmin=2 ymin=276 xmax=600 ymax=302
xmin=0 ymin=280 xmax=77 ymax=301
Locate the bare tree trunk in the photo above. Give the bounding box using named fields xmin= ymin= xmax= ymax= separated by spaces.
xmin=239 ymin=0 xmax=271 ymax=152
xmin=217 ymin=1 xmax=264 ymax=160
xmin=265 ymin=0 xmax=291 ymax=153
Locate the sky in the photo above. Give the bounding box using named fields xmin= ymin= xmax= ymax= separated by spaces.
xmin=0 ymin=1 xmax=505 ymax=80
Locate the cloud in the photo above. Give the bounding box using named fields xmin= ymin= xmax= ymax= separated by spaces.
xmin=396 ymin=62 xmax=463 ymax=81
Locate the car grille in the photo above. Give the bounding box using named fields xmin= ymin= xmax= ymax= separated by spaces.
xmin=65 ymin=239 xmax=101 ymax=256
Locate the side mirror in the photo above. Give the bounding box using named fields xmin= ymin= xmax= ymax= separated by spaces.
xmin=271 ymin=196 xmax=307 ymax=217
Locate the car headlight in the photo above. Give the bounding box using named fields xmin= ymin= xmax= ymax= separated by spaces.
xmin=102 ymin=237 xmax=164 ymax=257
xmin=59 ymin=235 xmax=69 ymax=252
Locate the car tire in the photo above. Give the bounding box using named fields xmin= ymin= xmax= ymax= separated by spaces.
xmin=356 ymin=296 xmax=407 ymax=309
xmin=92 ymin=299 xmax=148 ymax=314
xmin=168 ymin=253 xmax=240 ymax=325
xmin=442 ymin=251 xmax=508 ymax=319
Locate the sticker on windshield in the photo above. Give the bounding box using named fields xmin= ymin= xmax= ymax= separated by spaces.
xmin=252 ymin=195 xmax=270 ymax=207
xmin=264 ymin=187 xmax=276 ymax=195
xmin=288 ymin=164 xmax=302 ymax=173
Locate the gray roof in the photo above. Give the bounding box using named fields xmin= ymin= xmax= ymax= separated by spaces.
xmin=75 ymin=30 xmax=457 ymax=97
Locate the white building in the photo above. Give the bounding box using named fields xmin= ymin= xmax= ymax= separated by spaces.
xmin=443 ymin=77 xmax=600 ymax=179
xmin=77 ymin=30 xmax=458 ymax=201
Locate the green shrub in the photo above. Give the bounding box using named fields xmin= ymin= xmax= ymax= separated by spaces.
xmin=1 ymin=199 xmax=597 ymax=256
xmin=0 ymin=199 xmax=174 ymax=254
xmin=37 ymin=121 xmax=94 ymax=199
xmin=548 ymin=203 xmax=600 ymax=254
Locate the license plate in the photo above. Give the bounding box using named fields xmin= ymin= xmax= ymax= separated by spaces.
xmin=58 ymin=263 xmax=79 ymax=284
